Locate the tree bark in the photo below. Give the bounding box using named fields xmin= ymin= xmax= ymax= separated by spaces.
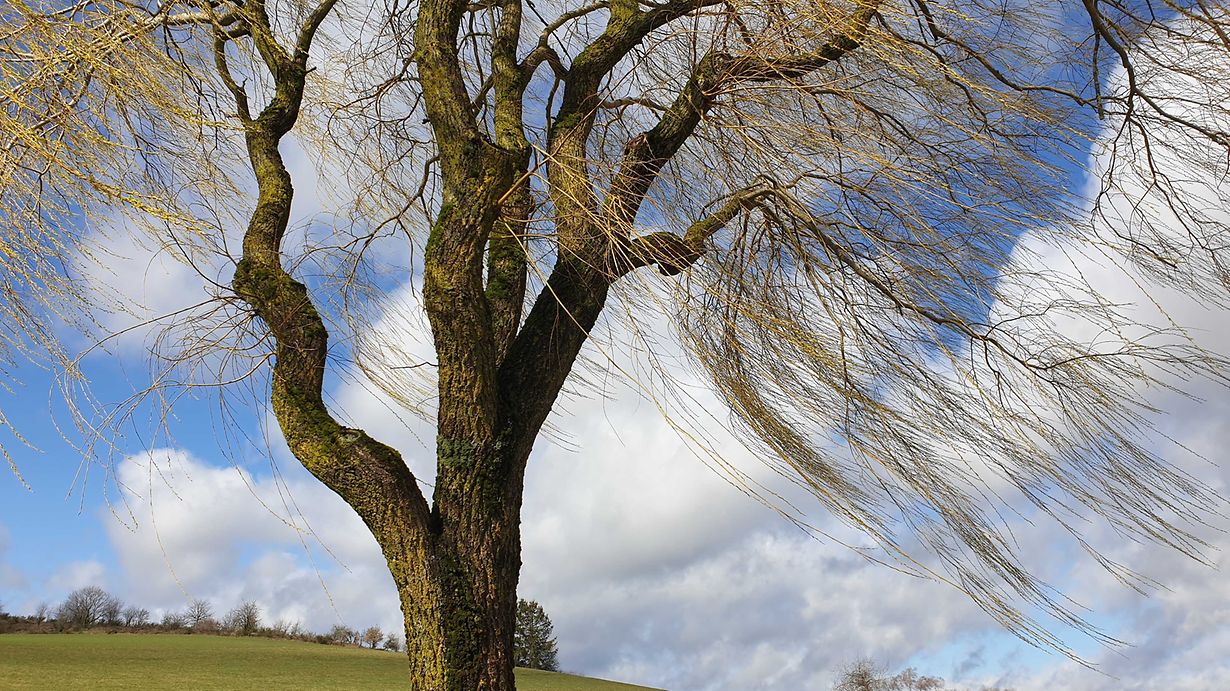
xmin=391 ymin=438 xmax=530 ymax=691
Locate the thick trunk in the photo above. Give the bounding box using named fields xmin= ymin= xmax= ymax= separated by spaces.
xmin=386 ymin=438 xmax=530 ymax=691
xmin=226 ymin=9 xmax=541 ymax=689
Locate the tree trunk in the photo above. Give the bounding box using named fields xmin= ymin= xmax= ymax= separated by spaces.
xmin=382 ymin=436 xmax=530 ymax=691
xmin=223 ymin=9 xmax=548 ymax=688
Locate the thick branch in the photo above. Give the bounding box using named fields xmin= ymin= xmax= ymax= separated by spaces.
xmin=603 ymin=0 xmax=881 ymax=228
xmin=545 ymin=0 xmax=726 ymax=255
xmin=416 ymin=0 xmax=525 ymax=450
xmin=486 ymin=178 xmax=532 ymax=362
xmin=416 ymin=0 xmax=485 ymax=164
xmin=221 ymin=12 xmax=433 ymax=543
xmin=610 ymin=185 xmax=770 ymax=276
xmin=492 ymin=0 xmax=527 ymax=150
xmin=497 ymin=262 xmax=610 ymax=450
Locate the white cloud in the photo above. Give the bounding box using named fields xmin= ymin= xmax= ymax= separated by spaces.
xmin=45 ymin=560 xmax=108 ymax=596
xmin=104 ymin=448 xmax=403 ymax=634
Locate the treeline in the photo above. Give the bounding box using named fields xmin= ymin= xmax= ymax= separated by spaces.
xmin=1 ymin=591 xmax=560 ymax=671
xmin=0 ymin=587 xmax=402 ymax=652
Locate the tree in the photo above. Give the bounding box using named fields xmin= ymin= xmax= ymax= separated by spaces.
xmin=56 ymin=587 xmax=121 ymax=630
xmin=184 ymin=599 xmax=215 ymax=629
xmin=834 ymin=660 xmax=1008 ymax=691
xmin=122 ymin=606 xmax=151 ymax=627
xmin=5 ymin=0 xmax=1230 ymax=688
xmin=329 ymin=624 xmax=360 ymax=646
xmin=363 ymin=626 xmax=386 ymax=649
xmin=224 ymin=601 xmax=262 ymax=636
xmin=33 ymin=603 xmax=51 ymax=624
xmin=514 ymin=600 xmax=560 ymax=672
xmin=101 ymin=597 xmax=125 ymax=627
xmin=160 ymin=611 xmax=186 ymax=629
xmin=384 ymin=633 xmax=405 ymax=653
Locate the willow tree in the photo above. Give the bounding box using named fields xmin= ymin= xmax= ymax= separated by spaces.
xmin=4 ymin=0 xmax=1230 ymax=688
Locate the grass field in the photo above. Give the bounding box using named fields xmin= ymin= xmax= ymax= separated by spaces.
xmin=0 ymin=634 xmax=661 ymax=690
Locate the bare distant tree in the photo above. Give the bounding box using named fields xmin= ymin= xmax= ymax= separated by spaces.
xmin=33 ymin=602 xmax=50 ymax=624
xmin=160 ymin=611 xmax=186 ymax=629
xmin=7 ymin=0 xmax=1230 ymax=686
xmin=56 ymin=587 xmax=120 ymax=629
xmin=122 ymin=606 xmax=151 ymax=627
xmin=194 ymin=617 xmax=223 ymax=634
xmin=362 ymin=626 xmax=385 ymax=649
xmin=184 ymin=599 xmax=214 ymax=629
xmin=101 ymin=598 xmax=124 ymax=627
xmin=835 ymin=660 xmax=1009 ymax=691
xmin=224 ymin=601 xmax=261 ymax=636
xmin=384 ymin=633 xmax=404 ymax=653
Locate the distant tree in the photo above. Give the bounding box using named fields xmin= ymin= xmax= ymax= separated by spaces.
xmin=122 ymin=606 xmax=150 ymax=627
xmin=33 ymin=602 xmax=50 ymax=624
xmin=160 ymin=611 xmax=185 ymax=628
xmin=835 ymin=660 xmax=1009 ymax=691
xmin=383 ymin=633 xmax=404 ymax=653
xmin=287 ymin=621 xmax=308 ymax=640
xmin=329 ymin=624 xmax=359 ymax=646
xmin=101 ymin=597 xmax=124 ymax=626
xmin=194 ymin=617 xmax=222 ymax=634
xmin=224 ymin=601 xmax=261 ymax=636
xmin=56 ymin=586 xmax=120 ymax=629
xmin=184 ymin=599 xmax=214 ymax=628
xmin=514 ymin=599 xmax=560 ymax=672
xmin=362 ymin=626 xmax=384 ymax=649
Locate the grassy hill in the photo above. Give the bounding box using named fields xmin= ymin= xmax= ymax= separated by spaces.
xmin=0 ymin=633 xmax=662 ymax=690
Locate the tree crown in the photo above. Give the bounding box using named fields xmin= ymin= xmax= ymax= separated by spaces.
xmin=2 ymin=0 xmax=1228 ymax=660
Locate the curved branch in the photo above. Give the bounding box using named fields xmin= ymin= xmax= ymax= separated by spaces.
xmin=610 ymin=184 xmax=771 ymax=276
xmin=222 ymin=3 xmax=434 ymax=540
xmin=602 ymin=0 xmax=882 ymax=229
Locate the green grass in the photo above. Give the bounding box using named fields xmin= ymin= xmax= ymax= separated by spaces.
xmin=0 ymin=633 xmax=661 ymax=690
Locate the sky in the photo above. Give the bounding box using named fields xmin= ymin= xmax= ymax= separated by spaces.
xmin=4 ymin=13 xmax=1230 ymax=691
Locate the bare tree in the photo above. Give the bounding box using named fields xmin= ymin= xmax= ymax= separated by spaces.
xmin=122 ymin=606 xmax=151 ymax=627
xmin=224 ymin=601 xmax=261 ymax=636
xmin=5 ymin=0 xmax=1230 ymax=688
xmin=33 ymin=603 xmax=50 ymax=624
xmin=384 ymin=632 xmax=405 ymax=653
xmin=160 ymin=610 xmax=186 ymax=629
xmin=102 ymin=597 xmax=125 ymax=627
xmin=834 ymin=660 xmax=1008 ymax=691
xmin=56 ymin=587 xmax=121 ymax=630
xmin=184 ymin=599 xmax=215 ymax=629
